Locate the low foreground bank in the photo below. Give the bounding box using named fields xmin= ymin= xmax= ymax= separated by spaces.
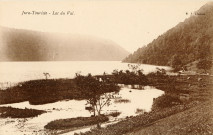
xmin=0 ymin=107 xmax=46 ymax=118
xmin=0 ymin=78 xmax=119 ymax=105
xmin=45 ymin=115 xmax=109 ymax=130
xmin=73 ymin=75 xmax=213 ymax=135
xmin=1 ymin=72 xmax=212 ymax=135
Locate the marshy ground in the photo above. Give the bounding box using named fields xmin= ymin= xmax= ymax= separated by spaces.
xmin=0 ymin=73 xmax=212 ymax=135
xmin=75 ymin=75 xmax=213 ymax=135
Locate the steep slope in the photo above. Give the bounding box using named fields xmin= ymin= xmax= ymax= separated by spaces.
xmin=0 ymin=27 xmax=129 ymax=61
xmin=123 ymin=2 xmax=213 ymax=68
xmin=126 ymin=101 xmax=213 ymax=135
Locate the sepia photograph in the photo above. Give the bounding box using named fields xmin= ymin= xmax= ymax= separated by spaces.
xmin=0 ymin=0 xmax=212 ymax=134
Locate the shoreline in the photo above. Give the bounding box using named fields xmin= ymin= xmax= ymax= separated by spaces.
xmin=72 ymin=74 xmax=212 ymax=135
xmin=0 ymin=72 xmax=212 ymax=135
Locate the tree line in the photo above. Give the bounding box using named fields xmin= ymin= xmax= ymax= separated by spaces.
xmin=123 ymin=5 xmax=213 ymax=73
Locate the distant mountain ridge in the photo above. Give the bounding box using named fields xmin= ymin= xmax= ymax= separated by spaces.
xmin=0 ymin=27 xmax=129 ymax=61
xmin=123 ymin=2 xmax=213 ymax=69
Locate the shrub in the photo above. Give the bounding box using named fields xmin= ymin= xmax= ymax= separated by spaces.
xmin=107 ymin=112 xmax=121 ymax=117
xmin=197 ymin=59 xmax=212 ymax=72
xmin=114 ymin=99 xmax=131 ymax=103
xmin=135 ymin=108 xmax=145 ymax=114
xmin=152 ymin=94 xmax=182 ymax=110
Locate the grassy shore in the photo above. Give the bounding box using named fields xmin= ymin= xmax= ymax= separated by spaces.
xmin=1 ymin=72 xmax=212 ymax=134
xmin=0 ymin=79 xmax=77 ymax=105
xmin=0 ymin=78 xmax=118 ymax=105
xmin=126 ymin=101 xmax=213 ymax=135
xmin=74 ymin=75 xmax=213 ymax=135
xmin=0 ymin=106 xmax=46 ymax=118
xmin=44 ymin=115 xmax=109 ymax=130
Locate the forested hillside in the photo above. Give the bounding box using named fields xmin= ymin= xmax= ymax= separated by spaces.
xmin=123 ymin=2 xmax=213 ymax=71
xmin=0 ymin=27 xmax=129 ymax=61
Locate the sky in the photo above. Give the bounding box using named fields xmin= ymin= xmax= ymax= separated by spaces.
xmin=0 ymin=0 xmax=211 ymax=53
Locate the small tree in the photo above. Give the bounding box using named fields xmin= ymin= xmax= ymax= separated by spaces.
xmin=112 ymin=69 xmax=119 ymax=76
xmin=74 ymin=73 xmax=119 ymax=128
xmin=156 ymin=67 xmax=167 ymax=76
xmin=171 ymin=55 xmax=182 ymax=72
xmin=85 ymin=77 xmax=117 ymax=128
xmin=128 ymin=63 xmax=141 ymax=74
xmin=86 ymin=92 xmax=117 ymax=116
xmin=86 ymin=92 xmax=117 ymax=129
xmin=43 ymin=72 xmax=50 ymax=80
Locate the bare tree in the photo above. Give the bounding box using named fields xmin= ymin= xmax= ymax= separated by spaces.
xmin=43 ymin=72 xmax=50 ymax=80
xmin=74 ymin=73 xmax=119 ymax=128
xmin=86 ymin=92 xmax=117 ymax=128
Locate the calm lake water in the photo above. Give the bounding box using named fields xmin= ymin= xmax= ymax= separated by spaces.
xmin=0 ymin=61 xmax=169 ymax=83
xmin=0 ymin=61 xmax=168 ymax=135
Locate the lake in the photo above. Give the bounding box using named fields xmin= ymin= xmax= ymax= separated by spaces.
xmin=0 ymin=61 xmax=169 ymax=134
xmin=0 ymin=61 xmax=169 ymax=83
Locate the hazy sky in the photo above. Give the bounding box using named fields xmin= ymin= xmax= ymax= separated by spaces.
xmin=0 ymin=0 xmax=210 ymax=52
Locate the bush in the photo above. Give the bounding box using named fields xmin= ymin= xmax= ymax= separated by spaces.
xmin=107 ymin=112 xmax=121 ymax=117
xmin=197 ymin=59 xmax=212 ymax=72
xmin=111 ymin=69 xmax=148 ymax=85
xmin=152 ymin=94 xmax=182 ymax=110
xmin=114 ymin=99 xmax=130 ymax=103
xmin=135 ymin=108 xmax=145 ymax=114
